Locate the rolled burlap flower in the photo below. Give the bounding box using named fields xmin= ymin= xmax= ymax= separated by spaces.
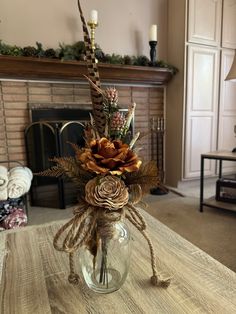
xmin=85 ymin=175 xmax=129 ymax=210
xmin=77 ymin=137 xmax=142 ymax=175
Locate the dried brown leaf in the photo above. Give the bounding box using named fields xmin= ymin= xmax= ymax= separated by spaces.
xmin=124 ymin=161 xmax=159 ymax=194
xmin=35 ymin=156 xmax=94 ymax=190
xmin=67 ymin=142 xmax=82 ymax=155
xmin=34 ymin=166 xmax=64 ymax=178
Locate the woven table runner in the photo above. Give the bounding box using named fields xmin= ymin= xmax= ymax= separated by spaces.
xmin=0 ymin=220 xmax=66 ymax=286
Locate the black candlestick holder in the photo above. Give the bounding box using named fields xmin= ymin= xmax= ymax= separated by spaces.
xmin=149 ymin=40 xmax=157 ymax=65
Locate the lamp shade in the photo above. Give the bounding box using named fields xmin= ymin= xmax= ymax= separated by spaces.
xmin=225 ymin=51 xmax=236 ymax=82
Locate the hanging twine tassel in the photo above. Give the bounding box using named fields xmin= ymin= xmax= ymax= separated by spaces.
xmin=126 ymin=203 xmax=171 ymax=288
xmin=53 ymin=205 xmax=96 ymax=285
xmin=141 ymin=229 xmax=171 ymax=288
xmin=68 ymin=253 xmax=80 ymax=285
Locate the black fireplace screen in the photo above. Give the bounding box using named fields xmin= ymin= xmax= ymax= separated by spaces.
xmin=25 ymin=108 xmax=91 ymax=209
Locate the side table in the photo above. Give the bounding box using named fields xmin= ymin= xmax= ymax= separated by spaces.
xmin=200 ymin=150 xmax=236 ymax=212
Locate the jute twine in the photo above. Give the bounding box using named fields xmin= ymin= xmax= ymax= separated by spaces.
xmin=53 ymin=186 xmax=171 ymax=288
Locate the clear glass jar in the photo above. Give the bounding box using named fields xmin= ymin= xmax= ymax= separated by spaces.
xmin=79 ymin=221 xmax=131 ymax=294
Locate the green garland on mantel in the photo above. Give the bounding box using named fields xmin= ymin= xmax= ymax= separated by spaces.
xmin=0 ymin=40 xmax=178 ymax=74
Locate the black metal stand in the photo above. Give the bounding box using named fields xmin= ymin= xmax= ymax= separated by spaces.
xmin=199 ymin=152 xmax=236 ymax=212
xmin=149 ymin=41 xmax=157 ymax=65
xmin=150 ymin=117 xmax=169 ymax=196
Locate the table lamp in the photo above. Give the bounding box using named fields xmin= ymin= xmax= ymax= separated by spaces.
xmin=225 ymin=50 xmax=236 ymax=152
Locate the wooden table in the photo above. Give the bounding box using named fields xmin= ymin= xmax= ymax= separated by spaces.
xmin=1 ymin=210 xmax=236 ymax=314
xmin=200 ymin=150 xmax=236 ymax=212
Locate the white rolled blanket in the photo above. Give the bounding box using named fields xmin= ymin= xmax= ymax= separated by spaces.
xmin=0 ymin=166 xmax=8 ymax=201
xmin=0 ymin=190 xmax=8 ymax=201
xmin=8 ymin=166 xmax=33 ymax=199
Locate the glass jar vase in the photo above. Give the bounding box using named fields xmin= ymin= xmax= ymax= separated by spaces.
xmin=79 ymin=221 xmax=131 ymax=294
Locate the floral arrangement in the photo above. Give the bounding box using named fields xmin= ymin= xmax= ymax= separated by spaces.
xmin=37 ymin=0 xmax=170 ymax=290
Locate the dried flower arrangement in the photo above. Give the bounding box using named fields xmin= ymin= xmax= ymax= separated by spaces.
xmin=37 ymin=0 xmax=171 ymax=290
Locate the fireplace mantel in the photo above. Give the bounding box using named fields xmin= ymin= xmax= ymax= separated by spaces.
xmin=0 ymin=56 xmax=173 ymax=85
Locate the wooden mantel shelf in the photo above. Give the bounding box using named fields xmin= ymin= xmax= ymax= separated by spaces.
xmin=0 ymin=56 xmax=173 ymax=85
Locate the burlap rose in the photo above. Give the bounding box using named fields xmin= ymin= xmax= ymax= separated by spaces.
xmin=85 ymin=175 xmax=129 ymax=210
xmin=77 ymin=137 xmax=142 ymax=175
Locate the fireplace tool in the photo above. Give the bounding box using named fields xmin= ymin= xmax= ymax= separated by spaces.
xmin=150 ymin=117 xmax=169 ymax=195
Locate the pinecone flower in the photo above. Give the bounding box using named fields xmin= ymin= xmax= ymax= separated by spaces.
xmin=105 ymin=87 xmax=118 ymax=104
xmin=85 ymin=175 xmax=129 ymax=210
xmin=110 ymin=111 xmax=126 ymax=135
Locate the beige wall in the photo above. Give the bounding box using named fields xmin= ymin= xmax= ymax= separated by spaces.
xmin=0 ymin=0 xmax=167 ymax=60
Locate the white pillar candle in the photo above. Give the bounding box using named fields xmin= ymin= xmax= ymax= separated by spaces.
xmin=149 ymin=24 xmax=157 ymax=41
xmin=90 ymin=10 xmax=98 ymax=23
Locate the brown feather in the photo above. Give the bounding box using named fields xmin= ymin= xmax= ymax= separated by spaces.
xmin=77 ymin=0 xmax=106 ymax=137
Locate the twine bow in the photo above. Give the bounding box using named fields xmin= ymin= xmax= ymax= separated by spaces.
xmin=53 ymin=185 xmax=171 ymax=288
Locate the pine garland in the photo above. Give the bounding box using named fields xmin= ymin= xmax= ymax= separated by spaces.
xmin=0 ymin=40 xmax=178 ymax=74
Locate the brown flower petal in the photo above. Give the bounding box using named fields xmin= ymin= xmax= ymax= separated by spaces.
xmin=113 ymin=140 xmax=123 ymax=149
xmin=115 ymin=150 xmax=129 ymax=161
xmin=100 ymin=159 xmax=118 ymax=169
xmin=85 ymin=161 xmax=109 ymax=174
xmin=113 ymin=140 xmax=129 ymax=149
xmin=78 ymin=150 xmax=95 ymax=163
xmin=119 ymin=159 xmax=142 ymax=173
xmin=93 ymin=154 xmax=104 ymax=159
xmin=98 ymin=138 xmax=118 ymax=158
xmin=126 ymin=154 xmax=139 ymax=163
xmin=90 ymin=139 xmax=98 ymax=148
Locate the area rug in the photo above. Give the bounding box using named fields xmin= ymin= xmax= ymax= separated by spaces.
xmin=144 ymin=193 xmax=236 ymax=273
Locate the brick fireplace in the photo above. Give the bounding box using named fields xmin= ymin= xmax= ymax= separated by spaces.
xmin=0 ymin=56 xmax=172 ymax=176
xmin=0 ymin=80 xmax=164 ymax=164
xmin=0 ymin=56 xmax=172 ymax=208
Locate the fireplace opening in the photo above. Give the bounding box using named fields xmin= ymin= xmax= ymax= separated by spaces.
xmin=25 ymin=107 xmax=133 ymax=209
xmin=25 ymin=107 xmax=91 ymax=209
